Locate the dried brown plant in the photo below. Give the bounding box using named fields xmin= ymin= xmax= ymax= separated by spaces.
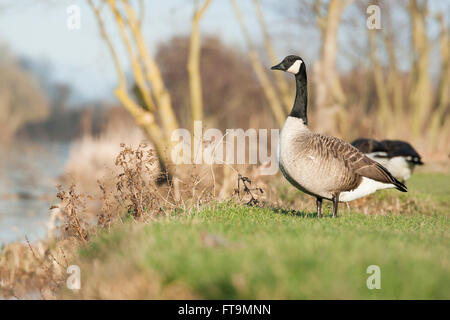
xmin=56 ymin=185 xmax=90 ymax=241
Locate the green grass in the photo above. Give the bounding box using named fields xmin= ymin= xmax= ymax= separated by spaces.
xmin=75 ymin=173 xmax=450 ymax=299
xmin=407 ymin=172 xmax=450 ymax=205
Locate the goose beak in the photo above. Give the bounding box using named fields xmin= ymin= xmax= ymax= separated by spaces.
xmin=271 ymin=62 xmax=286 ymax=71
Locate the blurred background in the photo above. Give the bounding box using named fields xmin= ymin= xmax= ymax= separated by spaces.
xmin=0 ymin=0 xmax=449 ymax=245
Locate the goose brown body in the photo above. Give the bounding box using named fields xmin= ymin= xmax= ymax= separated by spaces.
xmin=278 ymin=117 xmax=407 ymax=202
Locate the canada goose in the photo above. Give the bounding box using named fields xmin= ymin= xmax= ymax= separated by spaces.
xmin=271 ymin=55 xmax=407 ymax=217
xmin=352 ymin=138 xmax=424 ymax=183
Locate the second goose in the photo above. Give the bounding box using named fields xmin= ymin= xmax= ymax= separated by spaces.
xmin=351 ymin=138 xmax=424 ymax=182
xmin=271 ymin=55 xmax=407 ymax=217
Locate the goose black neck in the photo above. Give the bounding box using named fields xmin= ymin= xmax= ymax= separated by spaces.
xmin=289 ymin=68 xmax=308 ymax=125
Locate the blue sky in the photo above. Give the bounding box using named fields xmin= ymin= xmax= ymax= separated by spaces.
xmin=0 ymin=0 xmax=448 ymax=103
xmin=0 ymin=0 xmax=280 ymax=102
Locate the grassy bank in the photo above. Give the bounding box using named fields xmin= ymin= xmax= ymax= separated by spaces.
xmin=59 ymin=173 xmax=449 ymax=299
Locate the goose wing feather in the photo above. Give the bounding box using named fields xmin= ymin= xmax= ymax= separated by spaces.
xmin=351 ymin=155 xmax=407 ymax=192
xmin=318 ymin=135 xmax=407 ymax=192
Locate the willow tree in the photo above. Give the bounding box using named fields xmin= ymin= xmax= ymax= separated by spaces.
xmin=0 ymin=53 xmax=49 ymax=141
xmin=88 ymin=0 xmax=211 ymax=176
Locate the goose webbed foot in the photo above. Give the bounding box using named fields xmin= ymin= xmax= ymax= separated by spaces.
xmin=316 ymin=198 xmax=323 ymax=218
xmin=332 ymin=194 xmax=339 ymax=218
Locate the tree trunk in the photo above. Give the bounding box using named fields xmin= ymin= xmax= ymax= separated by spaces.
xmin=408 ymin=0 xmax=432 ymax=140
xmin=313 ymin=0 xmax=351 ymax=135
xmin=188 ymin=0 xmax=212 ymax=125
xmin=383 ymin=4 xmax=404 ymax=134
xmin=89 ymin=0 xmax=181 ymax=179
xmin=428 ymin=13 xmax=450 ymax=148
xmin=368 ymin=30 xmax=391 ymax=132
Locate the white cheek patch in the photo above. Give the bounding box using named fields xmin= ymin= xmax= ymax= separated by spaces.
xmin=287 ymin=60 xmax=302 ymax=74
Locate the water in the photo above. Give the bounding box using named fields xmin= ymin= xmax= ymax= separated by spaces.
xmin=0 ymin=142 xmax=70 ymax=245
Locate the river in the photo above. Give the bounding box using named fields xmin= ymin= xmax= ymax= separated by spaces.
xmin=0 ymin=142 xmax=70 ymax=245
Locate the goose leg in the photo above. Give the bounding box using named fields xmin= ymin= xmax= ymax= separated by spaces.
xmin=316 ymin=198 xmax=323 ymax=218
xmin=332 ymin=195 xmax=339 ymax=218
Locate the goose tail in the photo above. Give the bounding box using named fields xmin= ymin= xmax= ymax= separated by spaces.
xmin=375 ymin=162 xmax=407 ymax=192
xmin=393 ymin=177 xmax=407 ymax=192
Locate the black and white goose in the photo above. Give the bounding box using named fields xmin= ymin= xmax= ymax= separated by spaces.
xmin=351 ymin=138 xmax=424 ymax=183
xmin=272 ymin=55 xmax=407 ymax=217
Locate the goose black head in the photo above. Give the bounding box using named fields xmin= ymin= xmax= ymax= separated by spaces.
xmin=271 ymin=55 xmax=304 ymax=75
